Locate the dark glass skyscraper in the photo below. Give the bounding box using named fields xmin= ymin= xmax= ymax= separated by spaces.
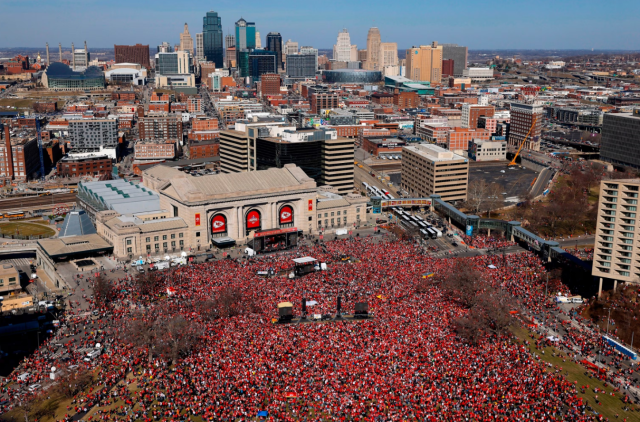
xmin=266 ymin=32 xmax=283 ymax=72
xmin=203 ymin=11 xmax=224 ymax=67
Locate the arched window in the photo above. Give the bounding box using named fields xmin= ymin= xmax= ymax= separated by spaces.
xmin=210 ymin=214 xmax=227 ymax=238
xmin=245 ymin=209 xmax=261 ymax=235
xmin=279 ymin=205 xmax=294 ymax=228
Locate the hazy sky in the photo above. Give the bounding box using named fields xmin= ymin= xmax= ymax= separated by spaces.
xmin=2 ymin=0 xmax=639 ymax=50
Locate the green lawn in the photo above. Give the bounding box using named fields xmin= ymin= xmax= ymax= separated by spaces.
xmin=0 ymin=221 xmax=56 ymax=237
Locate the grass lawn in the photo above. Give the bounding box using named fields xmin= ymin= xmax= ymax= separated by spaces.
xmin=0 ymin=98 xmax=36 ymax=110
xmin=511 ymin=325 xmax=640 ymax=420
xmin=0 ymin=221 xmax=56 ymax=237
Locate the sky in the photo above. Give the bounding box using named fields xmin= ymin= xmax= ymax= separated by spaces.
xmin=2 ymin=0 xmax=639 ymax=50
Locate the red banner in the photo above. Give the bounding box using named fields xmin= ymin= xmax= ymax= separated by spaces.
xmin=195 ymin=213 xmax=201 ymax=226
xmin=211 ymin=214 xmax=227 ymax=233
xmin=246 ymin=210 xmax=261 ymax=229
xmin=279 ymin=206 xmax=293 ymax=224
xmin=254 ymin=227 xmax=297 ymax=238
xmin=308 ymin=199 xmax=313 ymax=211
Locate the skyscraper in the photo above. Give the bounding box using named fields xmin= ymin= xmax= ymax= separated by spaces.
xmin=203 ymin=11 xmax=224 ymax=67
xmin=255 ymin=31 xmax=262 ymax=49
xmin=379 ymin=42 xmax=398 ymax=68
xmin=266 ymin=32 xmax=283 ymax=72
xmin=333 ymin=29 xmax=355 ymax=62
xmin=235 ymin=18 xmax=256 ymax=64
xmin=405 ymin=41 xmax=443 ymax=83
xmin=365 ymin=28 xmax=381 ymax=70
xmin=180 ymin=23 xmax=194 ymax=55
xmin=195 ymin=34 xmax=204 ymax=61
xmin=284 ymin=39 xmax=298 ymax=56
xmin=441 ymin=43 xmax=468 ymax=77
xmin=300 ymin=46 xmax=318 ymax=72
xmin=225 ymin=34 xmax=235 ymax=49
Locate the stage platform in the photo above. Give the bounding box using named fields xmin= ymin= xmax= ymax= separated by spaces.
xmin=272 ymin=314 xmax=374 ymax=325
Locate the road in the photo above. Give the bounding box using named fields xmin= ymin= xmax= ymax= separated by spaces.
xmin=531 ymin=167 xmax=555 ymax=197
xmin=0 ymin=193 xmax=77 ymax=211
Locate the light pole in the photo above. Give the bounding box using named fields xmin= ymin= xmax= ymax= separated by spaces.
xmin=544 ymin=273 xmax=549 ymax=299
xmin=606 ymin=307 xmax=611 ymax=335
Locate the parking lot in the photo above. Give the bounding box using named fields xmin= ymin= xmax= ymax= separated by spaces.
xmin=469 ymin=162 xmax=539 ymax=203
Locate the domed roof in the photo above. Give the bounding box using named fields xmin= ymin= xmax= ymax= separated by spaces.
xmin=45 ymin=62 xmax=104 ymax=79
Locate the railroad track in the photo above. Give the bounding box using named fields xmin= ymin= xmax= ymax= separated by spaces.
xmin=0 ymin=193 xmax=77 ymax=211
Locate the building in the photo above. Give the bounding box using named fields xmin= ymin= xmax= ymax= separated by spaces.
xmin=71 ymin=41 xmax=90 ymax=70
xmin=462 ymin=68 xmax=494 ymax=81
xmin=135 ymin=142 xmax=176 ymax=160
xmin=157 ymin=42 xmax=173 ymax=53
xmin=114 ymin=44 xmax=151 ymax=69
xmin=299 ymin=46 xmax=318 ymax=71
xmin=311 ymin=93 xmax=339 ymax=114
xmin=139 ymin=114 xmax=183 ymax=142
xmin=255 ymin=31 xmax=262 ymax=49
xmin=442 ymin=59 xmax=454 ymax=77
xmin=0 ymin=264 xmax=21 ymax=298
xmin=68 ymin=119 xmax=118 ymax=149
xmin=394 ymin=91 xmax=419 ymax=108
xmin=508 ymin=103 xmax=543 ymax=152
xmin=600 ymin=110 xmax=640 ymax=168
xmin=235 ymin=18 xmax=256 ymax=63
xmin=322 ymin=69 xmax=381 ymax=84
xmin=418 ymin=123 xmax=451 ymax=143
xmin=461 ymin=104 xmax=495 ymax=129
xmin=284 ymin=39 xmax=298 ymax=57
xmin=405 ymin=42 xmax=442 ymax=84
xmin=401 ymin=143 xmax=468 ymax=202
xmin=225 ymin=34 xmax=235 ymax=49
xmin=441 ymin=43 xmax=468 ymax=77
xmin=0 ymin=127 xmax=41 ymax=181
xmin=42 ymin=62 xmax=105 ymax=91
xmin=192 ymin=117 xmax=219 ymax=131
xmin=203 ymin=11 xmax=224 ymax=67
xmin=56 ymin=153 xmax=113 ymax=177
xmin=379 ymin=42 xmax=398 ymax=70
xmin=333 ymin=29 xmax=356 ymax=62
xmin=365 ymin=28 xmax=381 ymax=71
xmin=446 ymin=128 xmax=491 ymax=152
xmin=238 ymin=50 xmax=277 ymax=79
xmin=261 ymin=73 xmax=281 ymax=97
xmin=196 ymin=33 xmax=204 ymax=61
xmin=155 ymin=50 xmax=191 ymax=75
xmin=286 ymin=54 xmax=318 ymax=78
xmin=371 ymin=92 xmax=394 ymax=105
xmin=592 ymin=179 xmax=640 ymax=291
xmin=33 ymin=102 xmax=57 ymax=113
xmin=362 ymin=137 xmax=406 ymax=157
xmin=468 ymin=139 xmax=506 ymax=161
xmin=266 ymin=32 xmax=283 ymax=72
xmin=189 ymin=140 xmax=219 ymax=159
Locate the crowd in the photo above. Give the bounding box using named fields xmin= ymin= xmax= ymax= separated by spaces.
xmin=1 ymin=236 xmax=637 ymax=421
xmin=462 ymin=234 xmax=516 ymax=250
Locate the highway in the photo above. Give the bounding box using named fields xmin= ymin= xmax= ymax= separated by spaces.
xmin=0 ymin=193 xmax=77 ymax=211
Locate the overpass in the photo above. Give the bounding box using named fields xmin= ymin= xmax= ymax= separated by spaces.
xmin=541 ymin=136 xmax=600 ymax=152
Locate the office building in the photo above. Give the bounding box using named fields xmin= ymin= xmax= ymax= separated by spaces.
xmin=333 ymin=29 xmax=356 ymax=62
xmin=57 ymin=154 xmax=113 ymax=178
xmin=379 ymin=42 xmax=398 ymax=69
xmin=255 ymin=31 xmax=262 ymax=49
xmin=300 ymin=46 xmax=318 ymax=71
xmin=114 ymin=44 xmax=150 ymax=69
xmin=442 ymin=59 xmax=454 ymax=77
xmin=203 ymin=11 xmax=224 ymax=67
xmin=358 ymin=49 xmax=367 ymax=62
xmin=266 ymin=32 xmax=283 ymax=72
xmin=195 ymin=33 xmax=204 ymax=61
xmin=155 ymin=50 xmax=192 ymax=75
xmin=322 ymin=69 xmax=381 ymax=84
xmin=592 ymin=178 xmax=640 ymax=291
xmin=157 ymin=42 xmax=173 ymax=53
xmin=468 ymin=140 xmax=506 ymax=162
xmin=508 ymin=103 xmax=543 ymax=152
xmin=311 ymin=93 xmax=339 ymax=114
xmin=42 ymin=62 xmax=105 ymax=91
xmin=441 ymin=43 xmax=468 ymax=77
xmin=462 ymin=67 xmax=494 ymax=80
xmin=138 ymin=114 xmax=183 ymax=142
xmin=235 ymin=18 xmax=256 ymax=63
xmin=180 ymin=23 xmax=194 ymax=55
xmin=225 ymin=47 xmax=236 ymax=69
xmin=284 ymin=39 xmax=298 ymax=56
xmin=401 ymin=143 xmax=469 ymax=202
xmin=365 ymin=28 xmax=381 ymax=70
xmin=600 ymin=110 xmax=640 ymax=168
xmin=71 ymin=41 xmax=90 ymax=70
xmin=461 ymin=104 xmax=495 ymax=129
xmin=226 ymin=34 xmax=235 ymax=49
xmin=68 ymin=119 xmax=118 ymax=149
xmin=446 ymin=128 xmax=491 ymax=152
xmin=405 ymin=42 xmax=443 ymax=84
xmin=238 ymin=50 xmax=277 ymax=79
xmin=286 ymin=53 xmax=316 ymax=78
xmin=261 ymin=74 xmax=281 ymax=97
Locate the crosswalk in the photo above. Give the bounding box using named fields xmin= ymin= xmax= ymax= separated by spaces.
xmin=11 ymin=258 xmax=33 ymax=267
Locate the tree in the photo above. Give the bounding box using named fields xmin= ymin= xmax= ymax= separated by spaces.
xmin=53 ymin=369 xmax=93 ymax=398
xmin=442 ymin=259 xmax=483 ymax=309
xmin=464 ymin=180 xmax=489 ymax=215
xmin=134 ymin=271 xmax=162 ymax=297
xmin=93 ymin=275 xmax=113 ymax=308
xmin=483 ymin=183 xmax=504 ymax=217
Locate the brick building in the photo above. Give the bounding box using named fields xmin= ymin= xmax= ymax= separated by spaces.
xmin=418 ymin=124 xmax=451 ymax=143
xmin=138 ymin=114 xmax=183 ymax=141
xmin=192 ymin=117 xmax=219 ymax=131
xmin=111 ymin=91 xmax=136 ymax=101
xmin=461 ymin=104 xmax=495 ymax=129
xmin=57 ymin=154 xmax=113 ymax=178
xmin=310 ymin=93 xmax=339 ymax=114
xmin=442 ymin=59 xmax=454 ymax=77
xmin=134 ymin=142 xmax=176 ymax=160
xmin=188 ymin=97 xmax=202 ymax=113
xmin=0 ymin=126 xmax=40 ymax=182
xmin=188 ymin=131 xmax=219 ymax=141
xmin=149 ymin=102 xmax=170 ymax=113
xmin=260 ymin=74 xmax=281 ymax=97
xmin=362 ymin=137 xmax=406 ymax=157
xmin=170 ymin=103 xmax=187 ymax=112
xmin=446 ymin=127 xmax=491 ymax=152
xmin=33 ymin=102 xmax=57 ymax=113
xmin=189 ymin=140 xmax=220 ymax=159
xmin=371 ymin=92 xmax=394 ymax=105
xmin=114 ymin=44 xmax=151 ymax=69
xmin=394 ymin=92 xmax=420 ymax=108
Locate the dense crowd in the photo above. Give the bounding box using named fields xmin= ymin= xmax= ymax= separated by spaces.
xmin=1 ymin=237 xmax=637 ymax=421
xmin=462 ymin=235 xmax=516 ymax=250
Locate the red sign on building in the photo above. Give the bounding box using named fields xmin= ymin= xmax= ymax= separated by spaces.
xmin=308 ymin=199 xmax=313 ymax=211
xmin=279 ymin=206 xmax=293 ymax=224
xmin=195 ymin=213 xmax=201 ymax=226
xmin=211 ymin=215 xmax=227 ymax=233
xmin=246 ymin=210 xmax=261 ymax=229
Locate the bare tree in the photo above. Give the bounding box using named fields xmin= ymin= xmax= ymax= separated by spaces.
xmin=464 ymin=180 xmax=489 ymax=215
xmin=483 ymin=183 xmax=504 ymax=217
xmin=93 ymin=275 xmax=113 ymax=308
xmin=53 ymin=369 xmax=93 ymax=398
xmin=442 ymin=259 xmax=484 ymax=308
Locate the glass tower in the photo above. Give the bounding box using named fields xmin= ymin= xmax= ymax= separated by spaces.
xmin=266 ymin=32 xmax=283 ymax=72
xmin=235 ymin=18 xmax=256 ymax=65
xmin=203 ymin=11 xmax=224 ymax=67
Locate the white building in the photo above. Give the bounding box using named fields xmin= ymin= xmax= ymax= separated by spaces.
xmin=196 ymin=33 xmax=204 ymax=61
xmin=468 ymin=139 xmax=507 ymax=161
xmin=462 ymin=68 xmax=494 ymax=81
xmin=333 ymin=29 xmax=356 ymax=62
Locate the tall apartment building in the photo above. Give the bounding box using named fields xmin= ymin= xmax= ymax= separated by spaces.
xmin=68 ymin=119 xmax=118 ymax=149
xmin=405 ymin=42 xmax=443 ymax=84
xmin=195 ymin=33 xmax=204 ymax=61
xmin=508 ymin=103 xmax=543 ymax=152
xmin=266 ymin=32 xmax=283 ymax=72
xmin=592 ymin=179 xmax=640 ymax=293
xmin=441 ymin=43 xmax=468 ymax=77
xmin=0 ymin=126 xmax=40 ymax=181
xmin=365 ymin=28 xmax=381 ymax=71
xmin=401 ymin=143 xmax=469 ymax=202
xmin=261 ymin=74 xmax=281 ymax=97
xmin=114 ymin=44 xmax=150 ymax=69
xmin=138 ymin=115 xmax=183 ymax=141
xmin=461 ymin=104 xmax=495 ymax=129
xmin=180 ymin=23 xmax=194 ymax=55
xmin=203 ymin=11 xmax=224 ymax=67
xmin=333 ymin=29 xmax=356 ymax=62
xmin=600 ymin=109 xmax=640 ymax=169
xmin=311 ymin=93 xmax=339 ymax=114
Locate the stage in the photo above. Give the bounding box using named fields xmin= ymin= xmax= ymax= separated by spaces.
xmin=271 ymin=314 xmax=374 ymax=325
xmin=250 ymin=227 xmax=299 ymax=253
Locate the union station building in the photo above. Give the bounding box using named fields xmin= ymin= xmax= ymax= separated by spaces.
xmin=90 ymin=164 xmax=367 ymax=258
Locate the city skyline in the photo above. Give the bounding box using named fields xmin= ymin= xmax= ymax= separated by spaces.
xmin=2 ymin=0 xmax=640 ymax=50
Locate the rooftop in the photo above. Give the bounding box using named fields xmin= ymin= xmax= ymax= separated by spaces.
xmin=404 ymin=143 xmax=467 ymax=162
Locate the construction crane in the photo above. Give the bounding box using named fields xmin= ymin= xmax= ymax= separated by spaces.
xmin=35 ymin=117 xmax=45 ymax=181
xmin=508 ymin=116 xmax=537 ymax=167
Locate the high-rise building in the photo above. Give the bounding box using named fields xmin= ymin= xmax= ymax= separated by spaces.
xmin=379 ymin=42 xmax=398 ymax=69
xmin=255 ymin=31 xmax=262 ymax=49
xmin=365 ymin=28 xmax=381 ymax=70
xmin=592 ymin=178 xmax=640 ymax=293
xmin=461 ymin=104 xmax=495 ymax=129
xmin=138 ymin=115 xmax=184 ymax=141
xmin=155 ymin=51 xmax=192 ymax=75
xmin=405 ymin=42 xmax=443 ymax=83
xmin=299 ymin=46 xmax=318 ymax=72
xmin=195 ymin=33 xmax=204 ymax=61
xmin=600 ymin=109 xmax=640 ymax=168
xmin=71 ymin=41 xmax=90 ymax=70
xmin=114 ymin=44 xmax=151 ymax=69
xmin=286 ymin=53 xmax=316 ymax=78
xmin=261 ymin=73 xmax=281 ymax=97
xmin=266 ymin=32 xmax=283 ymax=72
xmin=442 ymin=59 xmax=454 ymax=77
xmin=284 ymin=39 xmax=298 ymax=56
xmin=157 ymin=42 xmax=173 ymax=53
xmin=333 ymin=29 xmax=355 ymax=62
xmin=68 ymin=119 xmax=118 ymax=149
xmin=508 ymin=103 xmax=543 ymax=151
xmin=238 ymin=50 xmax=277 ymax=78
xmin=235 ymin=18 xmax=256 ymax=64
xmin=225 ymin=34 xmax=235 ymax=49
xmin=203 ymin=11 xmax=224 ymax=67
xmin=441 ymin=43 xmax=468 ymax=77
xmin=180 ymin=23 xmax=194 ymax=55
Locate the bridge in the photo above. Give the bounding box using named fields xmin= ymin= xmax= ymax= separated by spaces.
xmin=541 ymin=136 xmax=600 ymax=152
